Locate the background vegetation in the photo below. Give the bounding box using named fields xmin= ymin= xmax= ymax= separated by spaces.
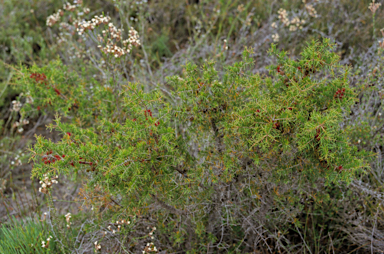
xmin=1 ymin=0 xmax=384 ymax=253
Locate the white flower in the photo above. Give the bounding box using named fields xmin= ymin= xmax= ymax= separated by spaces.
xmin=272 ymin=33 xmax=279 ymax=42
xmin=369 ymin=0 xmax=382 ymax=14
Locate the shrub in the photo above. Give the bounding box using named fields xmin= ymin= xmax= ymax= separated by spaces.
xmin=13 ymin=38 xmax=370 ymax=253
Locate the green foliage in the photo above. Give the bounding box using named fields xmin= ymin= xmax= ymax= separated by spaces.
xmin=0 ymin=217 xmax=56 ymax=254
xmin=0 ymin=0 xmax=56 ymax=105
xmin=151 ymin=33 xmax=172 ymax=61
xmin=17 ymin=39 xmax=370 ymax=252
xmin=3 ymin=0 xmax=384 ymax=252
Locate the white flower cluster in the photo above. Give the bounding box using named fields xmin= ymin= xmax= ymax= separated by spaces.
xmin=127 ymin=26 xmax=140 ymax=46
xmin=41 ymin=236 xmax=53 ymax=248
xmin=10 ymin=152 xmax=23 ymax=166
xmin=76 ymin=15 xmax=111 ymax=35
xmin=277 ymin=9 xmax=306 ymax=29
xmin=271 ymin=5 xmax=313 ymax=43
xmin=26 ymin=95 xmax=34 ymax=104
xmin=369 ymin=0 xmax=381 ymax=14
xmin=11 ymin=100 xmax=22 ymax=112
xmin=46 ymin=11 xmax=63 ymax=27
xmin=237 ymin=4 xmax=245 ymax=12
xmin=97 ymin=26 xmax=141 ymax=58
xmin=278 ymin=8 xmax=290 ymax=26
xmin=223 ymin=39 xmax=228 ymax=50
xmin=289 ymin=17 xmax=305 ymax=31
xmin=147 ymin=226 xmax=156 ymax=240
xmin=12 ymin=119 xmax=29 ymax=133
xmin=272 ymin=33 xmax=279 ymax=42
xmin=94 ymin=241 xmax=101 ymax=251
xmin=63 ymin=2 xmax=77 ymax=11
xmin=107 ymin=225 xmax=116 ymax=234
xmin=46 ymin=1 xmax=84 ymax=27
xmin=65 ymin=213 xmax=72 ymax=228
xmin=38 ymin=174 xmax=59 ymax=194
xmin=100 ymin=219 xmax=131 ymax=235
xmin=143 ymin=242 xmax=157 ymax=253
xmin=74 ymin=12 xmax=140 ymax=58
xmin=117 ymin=219 xmax=131 ymax=225
xmin=305 ymin=4 xmax=317 ymax=18
xmin=13 ymin=119 xmax=29 ymax=127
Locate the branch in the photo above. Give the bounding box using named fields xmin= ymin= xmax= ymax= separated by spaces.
xmin=210 ymin=117 xmax=224 ymax=153
xmin=172 ymin=164 xmax=188 ymax=177
xmin=150 ymin=194 xmax=186 ymax=215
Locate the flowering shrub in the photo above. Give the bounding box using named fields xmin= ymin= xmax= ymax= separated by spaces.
xmin=14 ymin=38 xmax=369 ymax=252
xmin=4 ymin=0 xmax=384 ymax=252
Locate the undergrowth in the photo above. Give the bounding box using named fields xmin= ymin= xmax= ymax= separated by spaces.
xmin=1 ymin=0 xmax=384 ymax=253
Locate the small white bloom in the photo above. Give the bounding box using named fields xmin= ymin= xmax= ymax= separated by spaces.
xmin=272 ymin=33 xmax=279 ymax=42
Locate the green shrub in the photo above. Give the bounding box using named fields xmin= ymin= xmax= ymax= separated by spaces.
xmin=13 ymin=38 xmax=370 ymax=252
xmin=3 ymin=0 xmax=384 ymax=252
